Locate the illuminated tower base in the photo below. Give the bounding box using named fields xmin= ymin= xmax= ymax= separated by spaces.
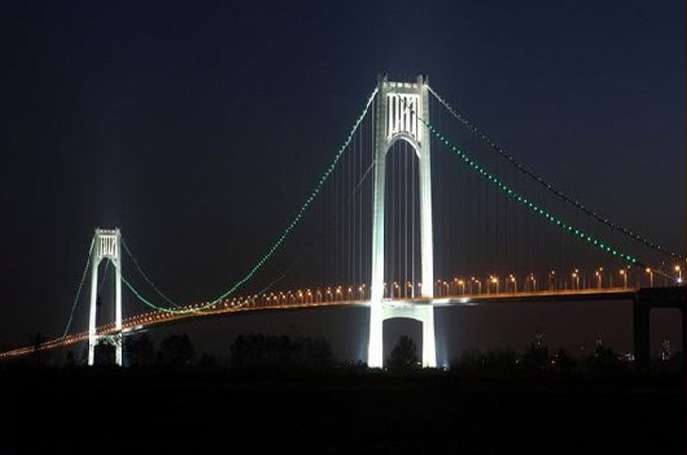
xmin=88 ymin=228 xmax=123 ymax=366
xmin=369 ymin=302 xmax=436 ymax=368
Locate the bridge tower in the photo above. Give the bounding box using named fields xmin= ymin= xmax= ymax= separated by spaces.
xmin=368 ymin=74 xmax=436 ymax=368
xmin=87 ymin=228 xmax=123 ymax=366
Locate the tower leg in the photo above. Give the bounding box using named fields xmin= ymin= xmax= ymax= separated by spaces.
xmin=88 ymin=258 xmax=99 ymax=366
xmin=418 ymin=83 xmax=434 ymax=299
xmin=368 ymin=304 xmax=384 ymax=368
xmin=421 ymin=306 xmax=437 ymax=368
xmin=115 ymin=254 xmax=123 ymax=366
xmin=370 ymin=132 xmax=387 ymax=302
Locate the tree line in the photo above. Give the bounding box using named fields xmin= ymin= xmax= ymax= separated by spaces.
xmin=18 ymin=330 xmax=684 ymax=379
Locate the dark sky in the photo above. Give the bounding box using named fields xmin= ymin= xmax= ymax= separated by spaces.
xmin=1 ymin=1 xmax=685 ymax=363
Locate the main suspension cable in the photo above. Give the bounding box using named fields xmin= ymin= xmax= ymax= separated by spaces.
xmin=61 ymin=237 xmax=95 ymax=338
xmin=402 ymin=97 xmax=641 ymax=267
xmin=126 ymin=87 xmax=379 ymax=314
xmin=428 ymin=85 xmax=683 ymax=262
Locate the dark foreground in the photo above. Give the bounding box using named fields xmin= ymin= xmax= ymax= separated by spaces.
xmin=1 ymin=365 xmax=684 ymax=455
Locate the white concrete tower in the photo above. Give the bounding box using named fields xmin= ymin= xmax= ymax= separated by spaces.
xmin=368 ymin=75 xmax=436 ymax=368
xmin=87 ymin=228 xmax=123 ymax=366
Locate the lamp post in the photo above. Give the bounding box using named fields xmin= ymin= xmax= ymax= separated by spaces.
xmin=595 ymin=267 xmax=603 ymax=289
xmin=646 ymin=268 xmax=653 ymax=287
xmin=472 ymin=278 xmax=482 ymax=294
xmin=619 ymin=269 xmax=627 ymax=288
xmin=490 ymin=275 xmax=499 ymax=294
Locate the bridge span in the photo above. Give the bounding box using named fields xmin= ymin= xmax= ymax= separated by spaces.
xmin=3 ymin=286 xmax=678 ymax=365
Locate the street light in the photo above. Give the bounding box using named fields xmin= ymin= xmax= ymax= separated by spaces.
xmin=595 ymin=267 xmax=603 ymax=289
xmin=472 ymin=277 xmax=482 ymax=294
xmin=572 ymin=270 xmax=579 ymax=290
xmin=486 ymin=275 xmax=499 ymax=294
xmin=508 ymin=274 xmax=517 ymax=293
xmin=529 ymin=273 xmax=537 ymax=292
xmin=675 ymin=265 xmax=682 ymax=284
xmin=646 ymin=268 xmax=653 ymax=287
xmin=619 ymin=269 xmax=627 ymax=288
xmin=436 ymin=279 xmax=449 ymax=297
xmin=457 ymin=279 xmax=465 ymax=294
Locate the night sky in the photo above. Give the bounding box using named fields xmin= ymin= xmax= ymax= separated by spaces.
xmin=1 ymin=1 xmax=684 ymax=363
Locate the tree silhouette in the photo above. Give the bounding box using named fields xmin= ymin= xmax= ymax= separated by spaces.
xmin=486 ymin=348 xmax=518 ymax=377
xmin=229 ymin=333 xmax=333 ymax=372
xmin=520 ymin=341 xmax=550 ymax=376
xmin=65 ymin=349 xmax=76 ymax=367
xmin=456 ymin=348 xmax=487 ymax=376
xmin=125 ymin=333 xmax=156 ymax=366
xmin=157 ymin=333 xmax=195 ymax=367
xmin=28 ymin=332 xmax=50 ymax=366
xmin=198 ymin=353 xmax=218 ymax=369
xmin=387 ymin=335 xmax=419 ymax=372
xmin=455 ymin=348 xmax=518 ymax=378
xmin=551 ymin=347 xmax=576 ymax=377
xmin=584 ymin=341 xmax=624 ymax=378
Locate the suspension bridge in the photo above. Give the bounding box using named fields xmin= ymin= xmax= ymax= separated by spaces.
xmin=2 ymin=75 xmax=684 ymax=368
